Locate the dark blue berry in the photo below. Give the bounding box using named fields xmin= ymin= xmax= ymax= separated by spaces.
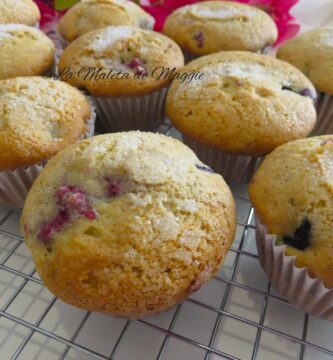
xmin=281 ymin=86 xmax=293 ymax=92
xmin=281 ymin=86 xmax=315 ymax=100
xmin=195 ymin=164 xmax=214 ymax=173
xmin=283 ymin=218 xmax=312 ymax=250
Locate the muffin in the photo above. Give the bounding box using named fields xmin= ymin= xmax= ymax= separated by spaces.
xmin=0 ymin=76 xmax=95 ymax=208
xmin=166 ymin=51 xmax=317 ymax=183
xmin=21 ymin=132 xmax=236 ymax=319
xmin=249 ymin=136 xmax=333 ymax=319
xmin=59 ymin=26 xmax=184 ymax=132
xmin=57 ymin=0 xmax=155 ymax=46
xmin=163 ymin=1 xmax=278 ymax=62
xmin=0 ymin=0 xmax=40 ymax=27
xmin=278 ymin=27 xmax=333 ymax=135
xmin=0 ymin=24 xmax=55 ymax=80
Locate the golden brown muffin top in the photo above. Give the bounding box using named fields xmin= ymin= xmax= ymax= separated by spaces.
xmin=164 ymin=1 xmax=278 ymax=55
xmin=167 ymin=51 xmax=317 ymax=156
xmin=250 ymin=135 xmax=333 ymax=288
xmin=59 ymin=26 xmax=185 ymax=97
xmin=0 ymin=0 xmax=40 ymax=26
xmin=278 ymin=27 xmax=333 ymax=95
xmin=21 ymin=132 xmax=236 ymax=318
xmin=0 ymin=77 xmax=91 ymax=170
xmin=58 ymin=0 xmax=155 ymax=42
xmin=0 ymin=24 xmax=55 ymax=80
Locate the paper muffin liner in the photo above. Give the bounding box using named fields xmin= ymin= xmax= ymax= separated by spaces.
xmin=56 ymin=30 xmax=69 ymax=49
xmin=0 ymin=163 xmax=45 ymax=209
xmin=255 ymin=214 xmax=333 ymax=320
xmin=84 ymin=97 xmax=96 ymax=138
xmin=312 ymin=92 xmax=333 ymax=135
xmin=93 ymin=87 xmax=168 ymax=132
xmin=0 ymin=103 xmax=95 ymax=209
xmin=183 ymin=136 xmax=262 ymax=183
xmin=183 ymin=50 xmax=198 ymax=64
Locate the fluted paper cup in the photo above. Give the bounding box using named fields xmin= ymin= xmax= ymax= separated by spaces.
xmin=0 ymin=163 xmax=45 ymax=209
xmin=255 ymin=214 xmax=333 ymax=320
xmin=182 ymin=136 xmax=262 ymax=183
xmin=313 ymin=92 xmax=333 ymax=135
xmin=56 ymin=30 xmax=69 ymax=49
xmin=84 ymin=98 xmax=96 ymax=138
xmin=0 ymin=104 xmax=95 ymax=209
xmin=93 ymin=87 xmax=168 ymax=132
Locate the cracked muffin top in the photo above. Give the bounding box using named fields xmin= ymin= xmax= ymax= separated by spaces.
xmin=277 ymin=27 xmax=333 ymax=95
xmin=0 ymin=0 xmax=40 ymax=26
xmin=0 ymin=24 xmax=54 ymax=80
xmin=58 ymin=26 xmax=184 ymax=97
xmin=163 ymin=1 xmax=278 ymax=56
xmin=166 ymin=51 xmax=317 ymax=156
xmin=0 ymin=77 xmax=91 ymax=170
xmin=249 ymin=135 xmax=333 ymax=288
xmin=58 ymin=0 xmax=155 ymax=43
xmin=21 ymin=132 xmax=236 ymax=318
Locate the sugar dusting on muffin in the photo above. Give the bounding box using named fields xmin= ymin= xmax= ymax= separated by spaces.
xmin=188 ymin=6 xmax=255 ymax=20
xmin=89 ymin=26 xmax=135 ymax=51
xmin=21 ymin=132 xmax=236 ymax=318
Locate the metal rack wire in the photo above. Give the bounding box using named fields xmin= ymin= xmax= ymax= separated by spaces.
xmin=0 ymin=124 xmax=332 ymax=360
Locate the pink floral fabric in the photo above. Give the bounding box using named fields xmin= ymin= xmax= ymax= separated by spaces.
xmin=34 ymin=0 xmax=66 ymax=53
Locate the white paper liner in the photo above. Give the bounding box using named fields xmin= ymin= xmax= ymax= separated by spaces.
xmin=93 ymin=87 xmax=168 ymax=132
xmin=255 ymin=214 xmax=333 ymax=320
xmin=183 ymin=136 xmax=262 ymax=184
xmin=0 ymin=163 xmax=45 ymax=209
xmin=0 ymin=103 xmax=95 ymax=209
xmin=56 ymin=30 xmax=69 ymax=49
xmin=313 ymin=92 xmax=333 ymax=135
xmin=85 ymin=97 xmax=96 ymax=138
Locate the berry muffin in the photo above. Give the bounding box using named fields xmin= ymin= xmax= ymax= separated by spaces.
xmin=21 ymin=132 xmax=236 ymax=319
xmin=0 ymin=77 xmax=95 ymax=208
xmin=164 ymin=1 xmax=277 ymax=62
xmin=58 ymin=0 xmax=155 ymax=46
xmin=278 ymin=27 xmax=333 ymax=135
xmin=0 ymin=0 xmax=40 ymax=26
xmin=249 ymin=136 xmax=333 ymax=319
xmin=166 ymin=51 xmax=317 ymax=183
xmin=0 ymin=24 xmax=55 ymax=80
xmin=59 ymin=26 xmax=184 ymax=132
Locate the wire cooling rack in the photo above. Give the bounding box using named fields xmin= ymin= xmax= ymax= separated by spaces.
xmin=0 ymin=124 xmax=332 ymax=360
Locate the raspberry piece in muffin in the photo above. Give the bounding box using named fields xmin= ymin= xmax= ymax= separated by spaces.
xmin=38 ymin=185 xmax=96 ymax=243
xmin=22 ymin=132 xmax=236 ymax=319
xmin=106 ymin=180 xmax=122 ymax=197
xmin=194 ymin=32 xmax=205 ymax=48
xmin=127 ymin=58 xmax=147 ymax=76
